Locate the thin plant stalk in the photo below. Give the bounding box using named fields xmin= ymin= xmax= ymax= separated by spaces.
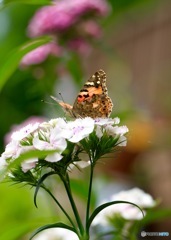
xmin=86 ymin=160 xmax=94 ymax=234
xmin=42 ymin=185 xmax=77 ymax=231
xmin=61 ymin=173 xmax=85 ymax=237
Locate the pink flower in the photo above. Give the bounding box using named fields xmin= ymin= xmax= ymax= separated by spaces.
xmin=81 ymin=20 xmax=102 ymax=38
xmin=21 ymin=43 xmax=61 ymax=66
xmin=28 ymin=0 xmax=110 ymax=37
xmin=68 ymin=38 xmax=91 ymax=55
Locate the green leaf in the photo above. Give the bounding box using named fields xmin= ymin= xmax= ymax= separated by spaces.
xmin=81 ymin=132 xmax=119 ymax=163
xmin=93 ymin=230 xmax=120 ymax=240
xmin=142 ymin=208 xmax=171 ymax=225
xmin=0 ymin=223 xmax=35 ymax=240
xmin=0 ymin=0 xmax=51 ymax=8
xmin=0 ymin=36 xmax=52 ymax=91
xmin=0 ymin=218 xmax=57 ymax=240
xmin=30 ymin=222 xmax=77 ymax=240
xmin=87 ymin=200 xmax=144 ymax=230
xmin=123 ymin=208 xmax=171 ymax=238
xmin=0 ymin=149 xmax=57 ymax=180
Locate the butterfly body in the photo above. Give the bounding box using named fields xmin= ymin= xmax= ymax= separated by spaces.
xmin=52 ymin=69 xmax=113 ymax=118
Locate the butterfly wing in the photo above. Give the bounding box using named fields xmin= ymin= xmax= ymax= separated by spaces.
xmin=72 ymin=69 xmax=113 ymax=118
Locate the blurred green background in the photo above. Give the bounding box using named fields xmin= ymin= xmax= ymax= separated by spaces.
xmin=0 ymin=0 xmax=171 ymax=239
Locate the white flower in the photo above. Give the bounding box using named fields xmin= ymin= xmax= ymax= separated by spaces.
xmin=53 ymin=123 xmax=73 ymax=140
xmin=41 ymin=118 xmax=66 ymax=129
xmin=117 ymin=135 xmax=127 ymax=146
xmin=93 ymin=188 xmax=155 ymax=225
xmin=41 ymin=118 xmax=73 ymax=140
xmin=21 ymin=158 xmax=38 ymax=172
xmin=33 ymin=127 xmax=67 ymax=162
xmin=76 ymin=160 xmax=91 ymax=168
xmin=1 ymin=116 xmax=128 ymax=175
xmin=17 ymin=145 xmax=39 ymax=172
xmin=113 ymin=117 xmax=120 ymax=125
xmin=94 ymin=118 xmax=112 ymax=126
xmin=2 ymin=140 xmax=21 ymax=160
xmin=48 ymin=118 xmax=67 ymax=127
xmin=95 ymin=125 xmax=103 ymax=138
xmin=95 ymin=117 xmax=120 ymax=126
xmin=11 ymin=123 xmax=39 ymax=141
xmin=44 ymin=152 xmax=63 ymax=162
xmin=113 ymin=188 xmax=155 ymax=208
xmin=0 ymin=156 xmax=7 ymax=170
xmin=33 ymin=228 xmax=79 ymax=240
xmin=68 ymin=117 xmax=94 ymax=143
xmin=69 ymin=160 xmax=91 ymax=170
xmin=105 ymin=125 xmax=129 ymax=137
xmin=94 ymin=120 xmax=128 ymax=142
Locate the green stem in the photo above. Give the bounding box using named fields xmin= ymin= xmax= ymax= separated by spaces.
xmin=42 ymin=186 xmax=77 ymax=231
xmin=86 ymin=160 xmax=94 ymax=233
xmin=61 ymin=173 xmax=85 ymax=236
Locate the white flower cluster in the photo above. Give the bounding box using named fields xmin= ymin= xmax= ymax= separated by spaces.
xmin=33 ymin=228 xmax=79 ymax=240
xmin=0 ymin=117 xmax=128 ymax=173
xmin=93 ymin=188 xmax=156 ymax=225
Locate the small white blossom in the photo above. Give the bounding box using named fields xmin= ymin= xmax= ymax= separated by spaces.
xmin=69 ymin=160 xmax=91 ymax=169
xmin=113 ymin=117 xmax=120 ymax=124
xmin=45 ymin=152 xmax=64 ymax=162
xmin=95 ymin=125 xmax=103 ymax=138
xmin=95 ymin=117 xmax=120 ymax=126
xmin=1 ymin=116 xmax=129 ymax=175
xmin=11 ymin=123 xmax=39 ymax=141
xmin=117 ymin=135 xmax=127 ymax=146
xmin=33 ymin=127 xmax=67 ymax=162
xmin=2 ymin=140 xmax=21 ymax=160
xmin=41 ymin=118 xmax=66 ymax=129
xmin=76 ymin=160 xmax=91 ymax=168
xmin=68 ymin=117 xmax=94 ymax=143
xmin=114 ymin=125 xmax=129 ymax=135
xmin=53 ymin=124 xmax=73 ymax=140
xmin=0 ymin=156 xmax=7 ymax=170
xmin=48 ymin=118 xmax=67 ymax=127
xmin=33 ymin=228 xmax=79 ymax=240
xmin=41 ymin=118 xmax=73 ymax=139
xmin=105 ymin=125 xmax=129 ymax=137
xmin=93 ymin=188 xmax=155 ymax=225
xmin=114 ymin=188 xmax=155 ymax=208
xmin=21 ymin=158 xmax=38 ymax=172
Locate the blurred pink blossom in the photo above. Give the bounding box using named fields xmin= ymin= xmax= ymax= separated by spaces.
xmin=68 ymin=38 xmax=91 ymax=55
xmin=28 ymin=0 xmax=110 ymax=37
xmin=21 ymin=43 xmax=61 ymax=66
xmin=81 ymin=20 xmax=102 ymax=38
xmin=5 ymin=116 xmax=46 ymax=144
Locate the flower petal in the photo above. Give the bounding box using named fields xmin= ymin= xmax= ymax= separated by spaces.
xmin=45 ymin=152 xmax=63 ymax=162
xmin=21 ymin=158 xmax=38 ymax=172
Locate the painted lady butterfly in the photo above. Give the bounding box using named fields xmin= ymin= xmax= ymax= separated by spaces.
xmin=51 ymin=69 xmax=113 ymax=118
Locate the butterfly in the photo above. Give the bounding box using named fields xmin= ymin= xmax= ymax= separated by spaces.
xmin=51 ymin=69 xmax=113 ymax=118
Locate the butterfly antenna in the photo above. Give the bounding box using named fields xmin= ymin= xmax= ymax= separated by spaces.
xmin=58 ymin=92 xmax=65 ymax=102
